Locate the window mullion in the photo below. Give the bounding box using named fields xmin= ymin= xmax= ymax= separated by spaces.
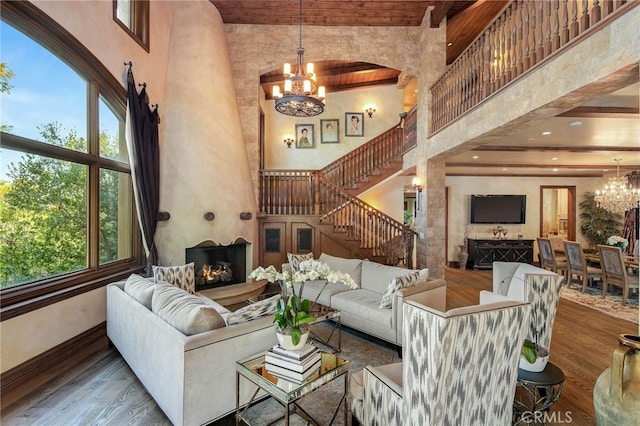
xmin=88 ymin=81 xmax=100 ymax=269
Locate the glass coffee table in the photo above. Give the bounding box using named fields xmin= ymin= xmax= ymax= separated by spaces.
xmin=235 ymin=350 xmax=349 ymax=425
xmin=308 ymin=303 xmax=342 ymax=352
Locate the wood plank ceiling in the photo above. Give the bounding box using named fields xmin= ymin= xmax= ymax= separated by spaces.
xmin=210 ymin=0 xmax=508 ymax=97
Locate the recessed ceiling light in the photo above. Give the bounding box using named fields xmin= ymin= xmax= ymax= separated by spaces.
xmin=542 ymin=131 xmax=552 ymax=135
xmin=447 ymin=42 xmax=453 ymax=46
xmin=472 ymin=155 xmax=479 ymax=159
xmin=552 ymin=168 xmax=559 ymax=172
xmin=502 ymin=168 xmax=508 ymax=171
xmin=551 ymin=157 xmax=559 ymax=161
xmin=570 ymin=120 xmax=582 ymax=126
xmin=528 ymin=137 xmax=535 ymax=141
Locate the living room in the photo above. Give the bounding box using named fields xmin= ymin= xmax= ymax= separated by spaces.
xmin=1 ymin=0 xmax=639 ymax=424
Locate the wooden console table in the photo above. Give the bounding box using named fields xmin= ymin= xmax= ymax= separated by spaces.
xmin=467 ymin=238 xmax=534 ymax=269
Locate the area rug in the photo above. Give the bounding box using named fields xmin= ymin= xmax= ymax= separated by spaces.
xmin=214 ymin=323 xmax=400 ymax=426
xmin=560 ymin=282 xmax=639 ymax=324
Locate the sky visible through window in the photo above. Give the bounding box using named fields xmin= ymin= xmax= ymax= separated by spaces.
xmin=1 ymin=21 xmax=121 ymax=179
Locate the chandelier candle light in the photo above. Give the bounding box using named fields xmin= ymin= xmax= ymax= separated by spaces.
xmin=272 ymin=0 xmax=326 ymax=117
xmin=595 ymin=159 xmax=640 ymax=213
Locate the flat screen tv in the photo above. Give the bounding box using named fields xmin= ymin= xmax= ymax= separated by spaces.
xmin=470 ymin=195 xmax=526 ymax=224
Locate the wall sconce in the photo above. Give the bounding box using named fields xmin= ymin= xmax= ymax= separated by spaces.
xmin=283 ymin=134 xmax=295 ymax=148
xmin=412 ymin=176 xmax=423 ymax=211
xmin=364 ymin=103 xmax=377 ymax=118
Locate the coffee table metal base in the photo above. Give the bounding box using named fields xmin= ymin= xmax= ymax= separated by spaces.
xmin=235 ymin=351 xmax=349 ymax=426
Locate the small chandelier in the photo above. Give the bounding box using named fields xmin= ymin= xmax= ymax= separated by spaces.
xmin=272 ymin=0 xmax=325 ymax=117
xmin=595 ymin=158 xmax=640 ymax=213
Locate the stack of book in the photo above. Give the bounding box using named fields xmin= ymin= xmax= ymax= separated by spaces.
xmin=264 ymin=344 xmax=321 ymax=383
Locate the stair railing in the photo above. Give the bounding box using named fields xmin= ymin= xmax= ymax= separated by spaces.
xmin=319 ymin=119 xmax=405 ymax=190
xmin=318 ymin=177 xmax=415 ymax=268
xmin=259 ymin=169 xmax=318 ymax=215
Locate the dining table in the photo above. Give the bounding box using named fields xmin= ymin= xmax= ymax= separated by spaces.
xmin=584 ymin=253 xmax=639 ymax=269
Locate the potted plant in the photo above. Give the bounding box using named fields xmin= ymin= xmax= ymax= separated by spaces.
xmin=520 ymin=338 xmax=549 ymax=372
xmin=579 ymin=192 xmax=623 ymax=249
xmin=248 ymin=260 xmax=357 ymax=348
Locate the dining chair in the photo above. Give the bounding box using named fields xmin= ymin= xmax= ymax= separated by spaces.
xmin=564 ymin=241 xmax=602 ymax=293
xmin=597 ymin=244 xmax=639 ymax=306
xmin=549 ymin=236 xmax=566 ymax=259
xmin=537 ymin=238 xmax=568 ymax=280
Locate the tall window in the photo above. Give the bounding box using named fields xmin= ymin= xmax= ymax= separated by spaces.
xmin=113 ymin=0 xmax=149 ymax=51
xmin=1 ymin=2 xmax=141 ymax=312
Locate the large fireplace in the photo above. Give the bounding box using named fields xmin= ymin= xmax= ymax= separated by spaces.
xmin=186 ymin=240 xmax=249 ymax=290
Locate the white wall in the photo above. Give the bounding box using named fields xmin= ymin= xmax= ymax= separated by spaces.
xmin=265 ymin=85 xmax=404 ymax=169
xmin=446 ymin=175 xmax=605 ymax=263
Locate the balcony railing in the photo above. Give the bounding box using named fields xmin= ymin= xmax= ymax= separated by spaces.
xmin=431 ymin=0 xmax=635 ymax=133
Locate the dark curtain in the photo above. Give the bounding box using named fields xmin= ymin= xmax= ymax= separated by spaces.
xmin=126 ymin=66 xmax=160 ymax=275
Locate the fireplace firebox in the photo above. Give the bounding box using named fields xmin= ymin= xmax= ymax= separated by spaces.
xmin=186 ymin=240 xmax=248 ymax=290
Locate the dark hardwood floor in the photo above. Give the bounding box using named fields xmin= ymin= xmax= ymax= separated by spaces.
xmin=1 ymin=267 xmax=636 ymax=425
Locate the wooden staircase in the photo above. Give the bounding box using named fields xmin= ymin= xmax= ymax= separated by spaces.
xmin=258 ymin=115 xmax=417 ymax=267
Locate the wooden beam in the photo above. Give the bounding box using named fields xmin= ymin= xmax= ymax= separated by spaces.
xmin=471 ymin=145 xmax=640 ymax=153
xmin=557 ymin=106 xmax=640 ymax=117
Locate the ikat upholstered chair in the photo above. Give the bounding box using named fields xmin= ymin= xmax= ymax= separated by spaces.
xmin=350 ymin=297 xmax=531 ymax=426
xmin=488 ymin=262 xmax=565 ymax=370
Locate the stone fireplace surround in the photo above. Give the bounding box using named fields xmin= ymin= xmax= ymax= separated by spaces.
xmin=186 ymin=239 xmax=266 ymax=307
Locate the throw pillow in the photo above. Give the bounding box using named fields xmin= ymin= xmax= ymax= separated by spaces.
xmin=227 ymin=294 xmax=282 ymax=325
xmin=378 ymin=272 xmax=419 ymax=309
xmin=153 ymin=262 xmax=196 ymax=294
xmin=287 ymin=253 xmax=314 ymax=274
xmin=123 ymin=273 xmax=156 ymax=309
xmin=152 ymin=284 xmax=226 ymax=335
xmin=416 ymin=268 xmax=429 ymax=285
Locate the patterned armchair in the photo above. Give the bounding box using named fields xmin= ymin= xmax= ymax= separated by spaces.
xmin=350 ymin=297 xmax=531 ymax=425
xmin=485 ymin=262 xmax=564 ymax=370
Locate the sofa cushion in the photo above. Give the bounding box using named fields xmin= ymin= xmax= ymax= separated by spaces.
xmin=287 ymin=253 xmax=314 ymax=273
xmin=319 ymin=253 xmax=363 ymax=287
xmin=378 ymin=272 xmax=419 ymax=308
xmin=153 ymin=262 xmax=196 ymax=294
xmin=227 ymin=294 xmax=281 ymax=325
xmin=152 ymin=284 xmax=226 ymax=335
xmin=331 ymin=289 xmax=393 ymax=328
xmin=361 ymin=261 xmax=417 ymax=295
xmin=197 ymin=294 xmax=233 ymax=322
xmin=123 ymin=274 xmax=156 ymax=309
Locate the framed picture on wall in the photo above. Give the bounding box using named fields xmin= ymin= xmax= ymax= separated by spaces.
xmin=295 ymin=124 xmax=314 ymax=148
xmin=320 ymin=119 xmax=339 ymax=143
xmin=345 ymin=112 xmax=364 ymax=137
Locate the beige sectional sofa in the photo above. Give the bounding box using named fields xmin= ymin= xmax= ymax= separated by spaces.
xmin=106 ymin=275 xmax=277 ymax=426
xmin=284 ymin=253 xmax=447 ymax=346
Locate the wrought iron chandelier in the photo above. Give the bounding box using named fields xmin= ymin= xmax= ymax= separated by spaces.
xmin=594 ymin=158 xmax=640 ymax=213
xmin=272 ymin=0 xmax=325 ymax=117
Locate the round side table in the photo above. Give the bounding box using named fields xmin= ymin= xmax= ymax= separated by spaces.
xmin=513 ymin=361 xmax=565 ymax=425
